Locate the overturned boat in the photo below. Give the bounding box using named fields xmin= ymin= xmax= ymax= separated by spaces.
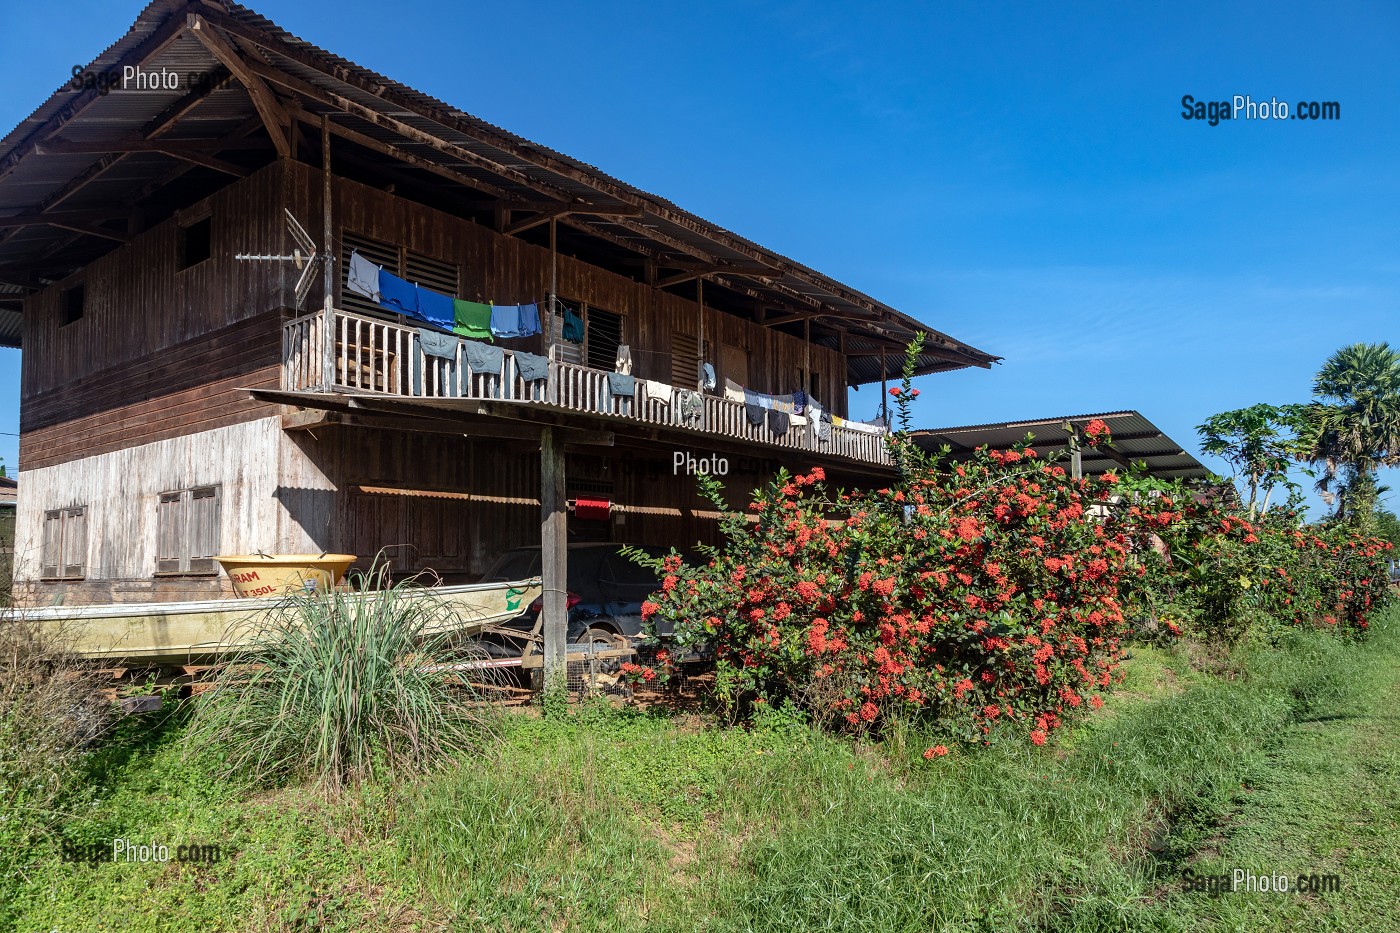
xmin=5 ymin=578 xmax=543 ymax=667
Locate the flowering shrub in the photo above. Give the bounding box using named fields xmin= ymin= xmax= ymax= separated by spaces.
xmin=630 ymin=338 xmax=1393 ymax=747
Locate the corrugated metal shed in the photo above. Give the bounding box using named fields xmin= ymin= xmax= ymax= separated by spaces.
xmin=912 ymin=411 xmax=1212 ymax=480
xmin=0 ymin=0 xmax=998 ymax=383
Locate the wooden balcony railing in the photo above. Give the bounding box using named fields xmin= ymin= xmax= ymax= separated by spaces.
xmin=282 ymin=307 xmax=892 ymax=466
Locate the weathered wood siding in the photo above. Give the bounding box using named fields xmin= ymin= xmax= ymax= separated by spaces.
xmin=20 ymin=162 xmax=296 ymax=471
xmin=12 ymin=418 xmax=288 ymax=605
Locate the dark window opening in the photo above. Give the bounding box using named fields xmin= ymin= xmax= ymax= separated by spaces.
xmin=179 ymin=216 xmax=212 ymax=270
xmin=585 ymin=307 xmax=624 ymax=371
xmin=60 ymin=284 xmax=84 ymax=326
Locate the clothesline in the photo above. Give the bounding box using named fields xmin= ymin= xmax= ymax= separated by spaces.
xmin=347 ymin=250 xmax=579 ymax=344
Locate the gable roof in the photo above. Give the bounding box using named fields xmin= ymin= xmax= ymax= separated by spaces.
xmin=0 ymin=1 xmax=998 ymax=384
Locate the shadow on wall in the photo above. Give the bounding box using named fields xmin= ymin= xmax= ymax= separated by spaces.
xmin=272 ymin=486 xmax=337 ymax=554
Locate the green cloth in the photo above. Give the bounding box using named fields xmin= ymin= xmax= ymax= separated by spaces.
xmin=453 ymin=299 xmax=493 ymax=341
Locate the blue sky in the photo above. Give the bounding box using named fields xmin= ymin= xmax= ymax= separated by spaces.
xmin=1 ymin=1 xmax=1396 ymax=512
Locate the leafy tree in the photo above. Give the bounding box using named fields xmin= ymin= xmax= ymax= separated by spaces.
xmin=1298 ymin=342 xmax=1400 ymax=519
xmin=1196 ymin=403 xmax=1303 ymax=518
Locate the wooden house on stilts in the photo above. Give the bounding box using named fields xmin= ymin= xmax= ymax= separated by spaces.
xmin=0 ymin=1 xmax=997 ymax=679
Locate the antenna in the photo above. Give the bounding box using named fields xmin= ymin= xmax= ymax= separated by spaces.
xmin=235 ymin=208 xmax=323 ymax=310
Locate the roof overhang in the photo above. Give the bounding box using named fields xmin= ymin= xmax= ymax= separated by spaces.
xmin=911 ymin=410 xmax=1213 ymax=480
xmin=0 ymin=1 xmax=998 ymax=381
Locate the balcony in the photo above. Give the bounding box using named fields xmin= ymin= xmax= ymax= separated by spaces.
xmin=281 ymin=307 xmax=893 ymax=467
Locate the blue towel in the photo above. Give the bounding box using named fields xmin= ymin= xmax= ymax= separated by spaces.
xmin=411 ymin=332 xmax=459 ymax=395
xmin=377 ymin=270 xmax=420 ymax=317
xmin=562 ymin=307 xmax=584 ymax=343
xmin=514 ymin=350 xmax=549 ymax=382
xmin=489 ymin=304 xmax=541 ymax=339
xmin=416 ymin=285 xmax=456 ymax=329
xmin=490 ymin=304 xmax=521 ymax=338
xmin=793 ymin=389 xmax=807 ymax=415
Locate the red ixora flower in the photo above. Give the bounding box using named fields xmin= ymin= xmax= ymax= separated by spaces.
xmin=889 ymin=387 xmax=903 ymax=397
xmin=923 ymin=745 xmax=949 ymax=759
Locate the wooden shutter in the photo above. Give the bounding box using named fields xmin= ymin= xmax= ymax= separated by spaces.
xmin=671 ymin=331 xmax=699 ymax=387
xmin=404 ymin=249 xmax=459 ymax=299
xmin=41 ymin=510 xmax=62 ymax=579
xmin=60 ymin=507 xmax=86 ymax=580
xmin=585 ymin=307 xmax=623 ymax=371
xmin=157 ymin=492 xmax=184 ymax=574
xmin=188 ymin=486 xmax=221 ymax=573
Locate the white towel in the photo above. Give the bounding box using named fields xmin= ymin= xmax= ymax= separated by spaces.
xmin=615 ymin=344 xmax=633 ymax=375
xmin=643 ymin=379 xmax=672 ymax=404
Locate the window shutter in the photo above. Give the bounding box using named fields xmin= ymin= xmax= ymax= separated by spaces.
xmin=41 ymin=510 xmax=62 ymax=579
xmin=404 ymin=249 xmax=459 ymax=299
xmin=157 ymin=492 xmax=184 ymax=574
xmin=61 ymin=507 xmax=86 ymax=580
xmin=188 ymin=486 xmax=221 ymax=573
xmin=671 ymin=331 xmax=699 ymax=387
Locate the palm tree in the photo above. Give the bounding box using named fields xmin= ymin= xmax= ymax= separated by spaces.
xmin=1299 ymin=342 xmax=1400 ymax=519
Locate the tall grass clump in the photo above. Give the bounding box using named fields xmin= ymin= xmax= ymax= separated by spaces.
xmin=0 ymin=616 xmax=112 ymax=921
xmin=189 ymin=564 xmax=497 ymax=792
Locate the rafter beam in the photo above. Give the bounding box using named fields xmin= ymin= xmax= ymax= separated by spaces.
xmin=141 ymin=67 xmax=235 ymax=138
xmin=189 ymin=14 xmax=291 ymax=160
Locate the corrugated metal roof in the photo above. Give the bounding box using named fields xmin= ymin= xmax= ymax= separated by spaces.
xmin=911 ymin=411 xmax=1212 ymax=480
xmin=0 ymin=0 xmax=999 ymax=382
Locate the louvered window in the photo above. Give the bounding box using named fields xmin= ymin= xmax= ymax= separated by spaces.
xmin=585 ymin=307 xmax=624 ymax=371
xmin=671 ymin=331 xmax=699 ymax=387
xmin=340 ymin=232 xmax=460 ymax=318
xmin=41 ymin=507 xmax=86 ymax=581
xmin=550 ymin=300 xmax=583 ymax=365
xmin=156 ymin=485 xmax=222 ymax=575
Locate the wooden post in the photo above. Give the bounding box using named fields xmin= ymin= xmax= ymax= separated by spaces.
xmin=540 ymin=426 xmax=568 ymax=692
xmin=696 ymin=278 xmax=705 ymax=388
xmin=1070 ymin=427 xmax=1083 ymax=480
xmin=320 ymin=114 xmax=335 ymax=391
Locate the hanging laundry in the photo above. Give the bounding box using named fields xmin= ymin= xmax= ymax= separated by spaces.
xmin=767 ymin=408 xmax=790 ymax=436
xmin=675 ymin=389 xmax=703 ymax=426
xmin=769 ymin=394 xmax=796 ymax=414
xmin=519 ymin=302 xmax=541 ymax=337
xmin=377 ymin=270 xmax=420 ymax=318
xmin=453 ymin=299 xmax=493 ymax=341
xmin=411 ymin=331 xmax=459 ymax=395
xmin=700 ymin=362 xmax=717 ymax=392
xmin=724 ymin=378 xmax=746 ymax=404
xmin=642 ymin=379 xmax=672 ymax=405
xmin=606 ymin=371 xmax=635 ymax=397
xmin=463 ymin=339 xmax=504 ymax=375
xmin=807 ymin=400 xmax=823 ymax=443
xmin=792 ymin=389 xmax=807 ymax=415
xmin=614 ymin=344 xmax=633 ymax=375
xmin=745 ymin=403 xmax=766 ymax=427
xmin=744 ymin=388 xmax=763 ymax=407
xmin=416 ymin=285 xmax=455 ymax=329
xmin=347 ymin=250 xmax=381 ymax=302
xmin=417 ymin=328 xmax=459 ymax=359
xmin=514 ymin=350 xmax=549 ymax=382
xmin=561 ymin=306 xmax=585 ymax=343
xmin=489 ymin=303 xmax=542 ymax=339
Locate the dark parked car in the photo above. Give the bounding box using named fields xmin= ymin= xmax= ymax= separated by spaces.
xmin=474 ymin=543 xmax=673 ymax=658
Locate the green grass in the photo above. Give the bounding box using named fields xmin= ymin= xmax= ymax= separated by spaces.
xmin=6 ymin=607 xmax=1399 ymax=931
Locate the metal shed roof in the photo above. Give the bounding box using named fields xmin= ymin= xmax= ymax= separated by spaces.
xmin=0 ymin=0 xmax=999 ymax=381
xmin=911 ymin=410 xmax=1213 ymax=480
